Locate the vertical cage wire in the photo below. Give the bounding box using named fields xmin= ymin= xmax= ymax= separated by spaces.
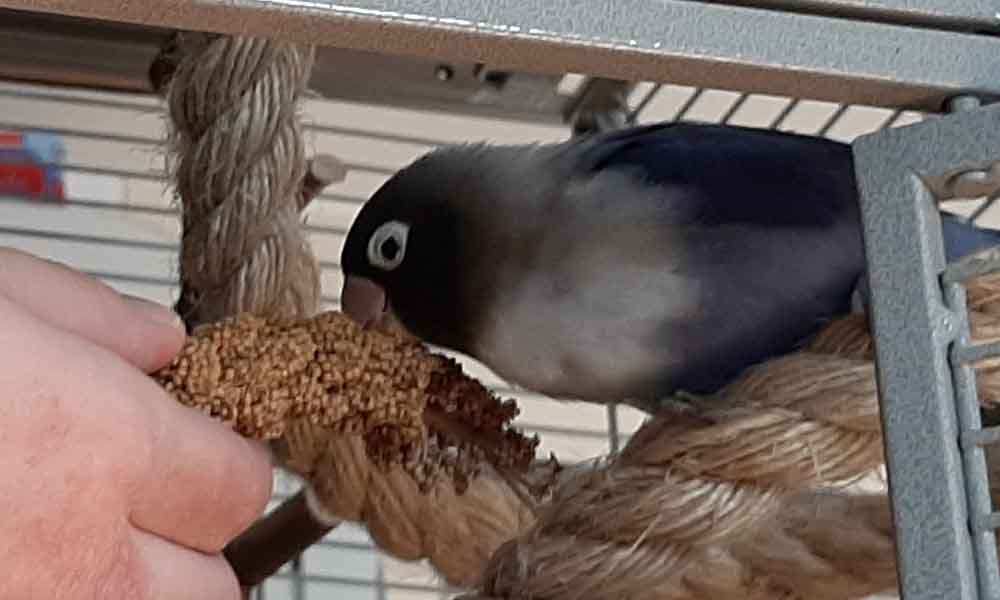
xmin=944 ymin=244 xmax=1000 ymax=600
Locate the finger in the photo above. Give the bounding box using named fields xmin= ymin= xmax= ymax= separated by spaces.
xmin=0 ymin=247 xmax=184 ymax=372
xmin=0 ymin=295 xmax=273 ymax=554
xmin=133 ymin=528 xmax=242 ymax=600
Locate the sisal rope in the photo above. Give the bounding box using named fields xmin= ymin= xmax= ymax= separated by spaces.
xmin=457 ymin=281 xmax=1000 ymax=600
xmin=164 ymin=33 xmax=321 ymax=326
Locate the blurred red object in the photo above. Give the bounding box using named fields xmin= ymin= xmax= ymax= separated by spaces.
xmin=0 ymin=129 xmax=66 ymax=201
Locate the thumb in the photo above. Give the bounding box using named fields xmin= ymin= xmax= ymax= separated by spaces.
xmin=0 ymin=248 xmax=185 ymax=373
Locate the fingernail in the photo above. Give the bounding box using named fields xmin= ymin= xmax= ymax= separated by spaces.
xmin=123 ymin=294 xmax=183 ymax=329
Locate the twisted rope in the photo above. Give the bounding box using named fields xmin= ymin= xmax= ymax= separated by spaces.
xmin=282 ymin=431 xmax=541 ymax=585
xmin=459 ymin=280 xmax=1000 ymax=600
xmin=165 ymin=33 xmax=321 ymax=326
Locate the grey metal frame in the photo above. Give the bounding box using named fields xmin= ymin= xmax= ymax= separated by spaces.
xmin=854 ymin=99 xmax=1000 ymax=599
xmin=1 ymin=1 xmax=1000 ymax=112
xmin=4 ymin=2 xmax=1000 ymax=598
xmin=681 ymin=0 xmax=1000 ymax=32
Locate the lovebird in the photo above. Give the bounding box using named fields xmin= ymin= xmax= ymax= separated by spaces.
xmin=339 ymin=122 xmax=1000 ymax=413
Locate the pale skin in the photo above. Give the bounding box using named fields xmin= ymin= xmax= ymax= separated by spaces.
xmin=0 ymin=247 xmax=273 ymax=600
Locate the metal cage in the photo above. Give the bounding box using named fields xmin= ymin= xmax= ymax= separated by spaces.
xmin=1 ymin=2 xmax=999 ymax=599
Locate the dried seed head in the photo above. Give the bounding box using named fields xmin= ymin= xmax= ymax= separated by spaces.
xmin=153 ymin=311 xmax=540 ymax=492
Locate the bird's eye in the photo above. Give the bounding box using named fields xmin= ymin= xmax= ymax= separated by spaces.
xmin=367 ymin=220 xmax=410 ymax=271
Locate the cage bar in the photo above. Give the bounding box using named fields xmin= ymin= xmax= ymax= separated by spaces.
xmin=853 ymin=99 xmax=1000 ymax=599
xmin=1 ymin=1 xmax=1000 ymax=112
xmin=2 ymin=2 xmax=1000 ymax=599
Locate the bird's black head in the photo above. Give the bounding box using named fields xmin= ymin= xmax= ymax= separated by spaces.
xmin=339 ymin=147 xmax=482 ymax=352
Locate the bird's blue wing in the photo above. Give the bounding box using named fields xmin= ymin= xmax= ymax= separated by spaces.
xmin=575 ymin=122 xmax=1000 ymax=259
xmin=941 ymin=211 xmax=1000 ymax=262
xmin=558 ymin=123 xmax=866 ymax=398
xmin=567 ymin=122 xmax=1000 ymax=400
xmin=572 ymin=122 xmax=860 ymax=228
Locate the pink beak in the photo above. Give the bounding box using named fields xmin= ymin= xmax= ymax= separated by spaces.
xmin=341 ymin=275 xmax=388 ymax=329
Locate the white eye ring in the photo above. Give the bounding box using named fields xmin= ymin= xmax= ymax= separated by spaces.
xmin=367 ymin=220 xmax=410 ymax=271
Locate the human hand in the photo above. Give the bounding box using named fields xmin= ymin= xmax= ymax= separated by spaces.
xmin=0 ymin=248 xmax=273 ymax=600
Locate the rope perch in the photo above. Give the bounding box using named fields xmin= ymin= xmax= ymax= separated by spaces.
xmin=458 ymin=277 xmax=1000 ymax=600
xmin=164 ymin=32 xmax=321 ymax=327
